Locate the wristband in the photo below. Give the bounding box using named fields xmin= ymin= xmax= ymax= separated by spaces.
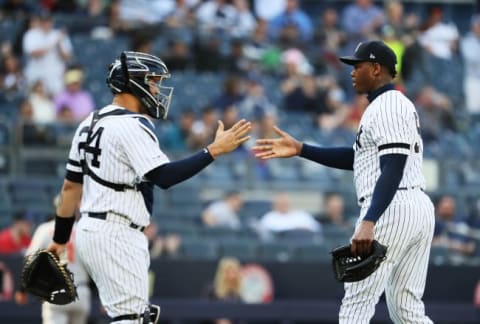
xmin=53 ymin=215 xmax=75 ymax=244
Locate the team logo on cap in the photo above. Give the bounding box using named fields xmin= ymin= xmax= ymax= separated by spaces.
xmin=370 ymin=53 xmax=376 ymax=59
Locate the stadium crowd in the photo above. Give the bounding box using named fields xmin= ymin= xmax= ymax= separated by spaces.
xmin=0 ymin=0 xmax=480 ymax=266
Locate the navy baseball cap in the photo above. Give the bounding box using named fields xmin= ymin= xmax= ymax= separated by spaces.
xmin=339 ymin=41 xmax=397 ymax=77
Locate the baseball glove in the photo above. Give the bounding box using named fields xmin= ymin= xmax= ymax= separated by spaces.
xmin=21 ymin=249 xmax=77 ymax=305
xmin=330 ymin=240 xmax=387 ymax=283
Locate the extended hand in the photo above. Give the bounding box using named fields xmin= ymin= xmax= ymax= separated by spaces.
xmin=351 ymin=220 xmax=375 ymax=256
xmin=207 ymin=119 xmax=251 ymax=158
xmin=253 ymin=125 xmax=302 ymax=159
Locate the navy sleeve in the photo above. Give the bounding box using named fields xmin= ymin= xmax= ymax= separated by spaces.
xmin=145 ymin=149 xmax=214 ymax=189
xmin=363 ymin=154 xmax=407 ymax=223
xmin=299 ymin=143 xmax=354 ymax=170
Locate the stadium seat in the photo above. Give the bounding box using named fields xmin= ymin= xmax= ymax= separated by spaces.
xmin=180 ymin=238 xmax=219 ymax=260
xmin=257 ymin=242 xmax=293 ymax=262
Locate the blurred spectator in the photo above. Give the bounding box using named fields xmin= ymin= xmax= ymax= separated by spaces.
xmin=268 ymin=0 xmax=313 ymax=45
xmin=383 ymin=0 xmax=419 ymax=42
xmin=230 ymin=0 xmax=257 ymax=40
xmin=223 ymin=39 xmax=250 ymax=74
xmin=312 ymin=7 xmax=346 ymax=74
xmin=56 ymin=104 xmax=76 ymax=124
xmin=460 ymin=14 xmax=480 ymax=114
xmin=253 ymin=0 xmax=286 ymax=22
xmin=222 ymin=105 xmax=240 ymax=130
xmin=340 ymin=0 xmax=385 ymax=54
xmin=212 ymin=75 xmax=245 ymax=112
xmin=22 ymin=10 xmax=73 ymax=96
xmin=0 ymin=262 xmax=14 ymax=301
xmin=164 ymin=0 xmax=197 ymax=31
xmin=415 ymin=86 xmax=455 ymax=144
xmin=190 ymin=105 xmax=218 ymax=149
xmin=54 ymin=67 xmax=95 ymax=122
xmin=129 ymin=31 xmax=153 ymax=53
xmin=280 ymin=48 xmax=316 ymax=114
xmin=345 ymin=93 xmax=369 ymax=131
xmin=196 ymin=0 xmax=237 ymax=38
xmin=193 ymin=34 xmax=225 ymax=72
xmin=202 ymin=257 xmax=245 ymax=324
xmin=401 ymin=35 xmax=459 ymax=136
xmin=0 ymin=210 xmax=33 ymax=255
xmin=27 ymin=79 xmax=56 ymax=123
xmin=432 ymin=195 xmax=475 ymax=256
xmin=162 ymin=39 xmax=193 ymax=71
xmin=258 ymin=192 xmax=321 ymax=237
xmin=243 ymin=19 xmax=282 ymax=73
xmin=237 ymin=72 xmax=277 ymax=121
xmin=202 ymin=191 xmax=243 ymax=230
xmin=246 ymin=111 xmax=278 ymax=180
xmin=317 ymin=192 xmax=353 ymax=229
xmin=418 ymin=5 xmax=459 ymax=60
xmin=315 ymin=75 xmax=350 ymax=132
xmin=144 ymin=221 xmax=182 ymax=259
xmin=114 ymin=0 xmax=172 ymax=32
xmin=160 ymin=109 xmax=197 ymax=151
xmin=0 ymin=53 xmax=26 ymax=100
xmin=18 ymin=99 xmax=55 ymax=145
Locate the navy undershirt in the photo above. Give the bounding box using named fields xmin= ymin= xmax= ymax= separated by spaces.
xmin=145 ymin=149 xmax=214 ymax=189
xmin=363 ymin=154 xmax=407 ymax=222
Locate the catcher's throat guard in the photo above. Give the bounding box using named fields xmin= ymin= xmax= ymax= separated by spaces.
xmin=21 ymin=249 xmax=78 ymax=305
xmin=331 ymin=240 xmax=387 ymax=283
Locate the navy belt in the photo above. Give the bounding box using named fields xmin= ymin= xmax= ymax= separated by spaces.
xmin=359 ymin=187 xmax=424 ymax=204
xmin=87 ymin=212 xmax=145 ymax=232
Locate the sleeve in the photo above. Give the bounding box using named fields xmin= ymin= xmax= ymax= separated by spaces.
xmin=117 ymin=117 xmax=170 ymax=177
xmin=65 ymin=120 xmax=90 ymax=183
xmin=370 ymin=101 xmax=415 ymax=157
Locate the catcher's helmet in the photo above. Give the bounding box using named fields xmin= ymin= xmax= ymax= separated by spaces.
xmin=106 ymin=51 xmax=173 ymax=119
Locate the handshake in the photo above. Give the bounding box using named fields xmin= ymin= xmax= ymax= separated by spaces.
xmin=207 ymin=119 xmax=302 ymax=160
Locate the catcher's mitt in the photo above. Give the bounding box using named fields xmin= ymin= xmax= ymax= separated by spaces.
xmin=21 ymin=249 xmax=77 ymax=305
xmin=330 ymin=240 xmax=387 ymax=283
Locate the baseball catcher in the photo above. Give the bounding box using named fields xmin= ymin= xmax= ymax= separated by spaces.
xmin=21 ymin=249 xmax=77 ymax=305
xmin=331 ymin=240 xmax=387 ymax=282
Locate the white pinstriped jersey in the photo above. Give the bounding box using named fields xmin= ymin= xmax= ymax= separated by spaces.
xmin=66 ymin=105 xmax=169 ymax=226
xmin=353 ymin=89 xmax=426 ymax=202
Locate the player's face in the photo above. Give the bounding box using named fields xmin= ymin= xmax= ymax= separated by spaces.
xmin=350 ymin=62 xmax=377 ymax=94
xmin=146 ymin=75 xmax=163 ymax=96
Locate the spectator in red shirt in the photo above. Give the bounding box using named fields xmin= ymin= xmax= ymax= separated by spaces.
xmin=0 ymin=211 xmax=33 ymax=255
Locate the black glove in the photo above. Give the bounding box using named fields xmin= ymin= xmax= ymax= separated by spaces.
xmin=330 ymin=240 xmax=387 ymax=283
xmin=21 ymin=249 xmax=78 ymax=305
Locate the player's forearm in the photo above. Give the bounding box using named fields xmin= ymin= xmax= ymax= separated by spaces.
xmin=145 ymin=148 xmax=214 ymax=189
xmin=52 ymin=180 xmax=82 ymax=244
xmin=299 ymin=144 xmax=354 ymax=170
xmin=56 ymin=180 xmax=82 ymax=218
xmin=363 ymin=154 xmax=407 ymax=223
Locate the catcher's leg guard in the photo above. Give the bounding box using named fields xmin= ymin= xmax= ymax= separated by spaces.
xmin=140 ymin=304 xmax=161 ymax=324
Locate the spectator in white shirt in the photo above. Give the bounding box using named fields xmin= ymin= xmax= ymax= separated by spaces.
xmin=202 ymin=191 xmax=244 ymax=230
xmin=259 ymin=192 xmax=321 ymax=235
xmin=22 ymin=11 xmax=73 ymax=96
xmin=460 ymin=14 xmax=480 ymax=113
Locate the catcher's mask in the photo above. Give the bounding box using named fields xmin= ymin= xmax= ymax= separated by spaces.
xmin=106 ymin=51 xmax=173 ymax=119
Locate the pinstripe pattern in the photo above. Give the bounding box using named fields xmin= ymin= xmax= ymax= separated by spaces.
xmin=353 ymin=90 xmax=425 ymax=202
xmin=67 ymin=105 xmax=169 ymax=226
xmin=340 ymin=190 xmax=434 ymax=323
xmin=66 ymin=104 xmax=167 ymax=321
xmin=75 ymin=216 xmax=149 ymax=321
xmin=341 ymin=89 xmax=434 ymax=323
